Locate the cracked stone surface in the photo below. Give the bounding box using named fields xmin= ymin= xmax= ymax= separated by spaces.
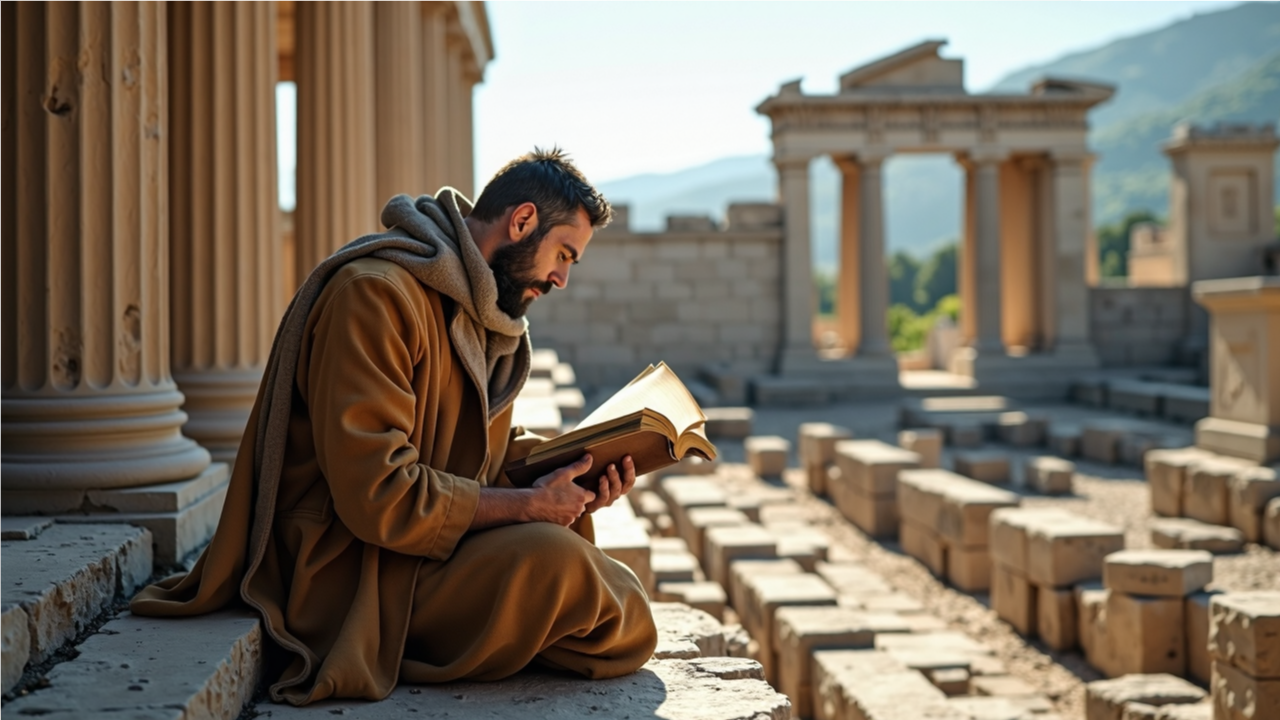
xmin=263 ymin=658 xmax=790 ymax=720
xmin=3 ymin=611 xmax=262 ymax=720
xmin=651 ymin=602 xmax=727 ymax=659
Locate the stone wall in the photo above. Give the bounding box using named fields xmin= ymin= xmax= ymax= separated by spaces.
xmin=1089 ymin=286 xmax=1190 ymax=366
xmin=526 ymin=205 xmax=785 ymax=388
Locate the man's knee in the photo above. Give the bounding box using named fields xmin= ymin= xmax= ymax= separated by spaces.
xmin=491 ymin=522 xmax=596 ymax=566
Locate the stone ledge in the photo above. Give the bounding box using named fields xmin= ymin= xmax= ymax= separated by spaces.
xmin=1 ymin=523 xmax=153 ymax=675
xmin=3 ymin=611 xmax=262 ymax=720
xmin=263 ymin=657 xmax=789 ymax=720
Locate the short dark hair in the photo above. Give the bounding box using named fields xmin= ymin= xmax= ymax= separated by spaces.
xmin=471 ymin=147 xmax=613 ymax=231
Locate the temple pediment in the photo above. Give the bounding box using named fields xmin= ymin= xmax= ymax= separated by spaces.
xmin=838 ymin=39 xmax=965 ymax=94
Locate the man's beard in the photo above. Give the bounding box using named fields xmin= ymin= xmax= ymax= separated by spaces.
xmin=490 ymin=230 xmax=554 ymax=318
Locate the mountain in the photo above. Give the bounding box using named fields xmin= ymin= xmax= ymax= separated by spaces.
xmin=598 ymin=2 xmax=1280 ymax=266
xmin=988 ymin=2 xmax=1280 ymax=129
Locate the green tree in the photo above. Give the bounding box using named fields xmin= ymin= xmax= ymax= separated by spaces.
xmin=814 ymin=269 xmax=836 ymax=317
xmin=888 ymin=252 xmax=922 ymax=311
xmin=1096 ymin=210 xmax=1159 ymax=278
xmin=913 ymin=243 xmax=958 ymax=310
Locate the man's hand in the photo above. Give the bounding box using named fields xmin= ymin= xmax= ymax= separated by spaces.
xmin=584 ymin=455 xmax=635 ymax=515
xmin=528 ymin=454 xmax=598 ymax=526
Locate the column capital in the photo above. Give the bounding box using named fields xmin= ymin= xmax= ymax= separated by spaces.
xmin=855 ymin=147 xmax=893 ymax=166
xmin=773 ymin=156 xmax=813 ymax=174
xmin=968 ymin=147 xmax=1009 ymax=166
xmin=1048 ymin=147 xmax=1093 ymax=165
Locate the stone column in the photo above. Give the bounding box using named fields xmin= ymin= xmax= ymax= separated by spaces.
xmin=444 ymin=32 xmax=473 ymax=196
xmin=971 ymin=151 xmax=1006 ymax=354
xmin=168 ymin=1 xmax=278 ymax=464
xmin=1047 ymin=150 xmax=1095 ymax=359
xmin=777 ymin=158 xmax=816 ymax=369
xmin=420 ymin=3 xmax=452 ymax=194
xmin=856 ymin=152 xmax=891 ymax=357
xmin=2 ymin=1 xmax=210 ymax=501
xmin=834 ymin=158 xmax=861 ymax=352
xmin=294 ymin=1 xmax=377 ymax=283
xmin=374 ymin=1 xmax=426 ymax=204
xmin=958 ymin=158 xmax=978 ymax=345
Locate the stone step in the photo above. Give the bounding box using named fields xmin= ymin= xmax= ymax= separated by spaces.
xmin=4 ymin=610 xmax=262 ymax=719
xmin=260 ymin=656 xmax=788 ymax=720
xmin=2 ymin=522 xmax=153 ymax=693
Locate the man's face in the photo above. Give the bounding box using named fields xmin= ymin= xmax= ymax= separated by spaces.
xmin=491 ymin=206 xmax=593 ymax=318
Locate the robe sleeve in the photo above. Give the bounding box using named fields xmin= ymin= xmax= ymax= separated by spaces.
xmin=306 ymin=270 xmax=480 ymax=561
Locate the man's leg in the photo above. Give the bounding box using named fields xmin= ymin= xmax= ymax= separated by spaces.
xmin=400 ymin=522 xmax=657 ymax=683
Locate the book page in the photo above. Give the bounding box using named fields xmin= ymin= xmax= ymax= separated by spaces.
xmin=578 ymin=362 xmax=705 ymax=433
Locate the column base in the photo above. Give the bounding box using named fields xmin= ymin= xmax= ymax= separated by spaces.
xmin=175 ymin=369 xmax=262 ymax=466
xmin=4 ymin=463 xmax=231 ymax=568
xmin=949 ymin=346 xmax=1100 ymax=400
xmin=1195 ymin=417 xmax=1280 ymax=465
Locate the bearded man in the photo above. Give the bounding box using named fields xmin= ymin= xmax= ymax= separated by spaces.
xmin=131 ymin=149 xmax=658 ymax=705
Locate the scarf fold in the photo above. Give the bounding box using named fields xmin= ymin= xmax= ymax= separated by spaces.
xmin=246 ymin=187 xmax=530 ymax=697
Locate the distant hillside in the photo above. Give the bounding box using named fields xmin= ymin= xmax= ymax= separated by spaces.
xmin=599 ymin=2 xmax=1280 ymax=265
xmin=1092 ymin=51 xmax=1280 ymax=222
xmin=989 ymin=2 xmax=1280 ymax=128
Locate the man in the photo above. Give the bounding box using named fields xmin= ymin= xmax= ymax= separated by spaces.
xmin=132 ymin=149 xmax=658 ymax=705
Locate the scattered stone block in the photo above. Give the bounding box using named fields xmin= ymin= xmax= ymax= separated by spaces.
xmin=1104 ymin=549 xmax=1214 ymax=598
xmin=1186 ymin=590 xmax=1222 ymax=685
xmin=1078 ymin=583 xmax=1117 ymax=676
xmin=1026 ymin=518 xmax=1126 ymax=587
xmin=858 ymin=592 xmax=927 ymax=615
xmin=552 ymin=387 xmax=585 ymax=420
xmin=662 ymin=476 xmax=728 ymax=542
xmin=704 ymin=524 xmax=777 ymax=589
xmin=936 ymin=480 xmax=1020 ymax=549
xmin=743 ymin=573 xmax=836 ymax=683
xmin=4 ymin=611 xmax=262 ymax=720
xmin=1048 ymin=424 xmax=1082 ymax=458
xmin=0 ymin=524 xmax=153 ymax=665
xmin=1186 ymin=457 xmax=1253 ymax=526
xmin=989 ymin=507 xmax=1077 ymax=575
xmin=651 ymin=602 xmax=726 ymax=659
xmin=745 ymin=435 xmax=790 ymax=478
xmin=727 ymin=494 xmax=763 ymax=523
xmin=996 ymin=411 xmax=1048 ymax=447
xmin=1150 ymin=517 xmax=1245 ymax=554
xmin=727 ymin=558 xmax=803 ymax=623
xmin=1209 ymin=591 xmax=1280 ymax=679
xmin=835 ymin=490 xmax=900 ymax=539
xmin=775 ymin=606 xmax=905 ymax=719
xmin=1145 ymin=447 xmax=1214 ymax=518
xmin=685 ymin=506 xmax=750 ymax=562
xmin=834 ymin=440 xmax=922 ymax=497
xmin=944 ymin=421 xmax=986 ymax=448
xmin=953 ymin=450 xmax=1012 ymax=485
xmin=2 ymin=604 xmax=31 ymax=694
xmin=1082 ymin=420 xmax=1138 ymax=465
xmin=991 ymin=562 xmax=1037 ymax=636
xmin=1085 ymin=673 xmax=1206 ymax=720
xmin=948 ymin=545 xmax=992 ymax=592
xmin=899 ymin=428 xmax=943 ymax=469
xmin=594 ymin=513 xmax=654 ymax=593
xmin=970 ymin=674 xmax=1040 ymax=698
xmin=1228 ymin=466 xmax=1280 ymax=543
xmin=1107 ymin=591 xmax=1188 ymax=675
xmin=799 ymin=422 xmax=853 ymax=494
xmin=814 ymin=561 xmax=894 ymax=597
xmin=1122 ymin=702 xmax=1213 ymax=720
xmin=774 ymin=528 xmax=830 ymax=572
xmin=1212 ymin=659 xmax=1280 ymax=720
xmin=634 ymin=490 xmax=670 ymax=524
xmin=811 ymin=649 xmax=901 ymax=720
xmin=655 ymin=581 xmax=727 ymax=622
xmin=901 ymin=520 xmax=948 ymax=577
xmin=703 ymin=407 xmax=754 ymax=439
xmin=948 ymin=695 xmax=1054 ymax=718
xmin=898 ymin=469 xmax=954 ymax=529
xmin=1026 ymin=456 xmax=1076 ymax=495
xmin=1037 ymin=585 xmax=1078 ymax=651
xmin=652 ymin=550 xmax=701 ymax=584
xmin=1267 ymin=497 xmax=1280 ymax=550
xmin=815 ymin=648 xmax=959 ymax=720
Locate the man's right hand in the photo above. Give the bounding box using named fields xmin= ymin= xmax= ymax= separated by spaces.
xmin=528 ymin=454 xmax=597 ymax=526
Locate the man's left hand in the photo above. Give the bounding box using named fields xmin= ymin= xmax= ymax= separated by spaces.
xmin=584 ymin=455 xmax=636 ymax=514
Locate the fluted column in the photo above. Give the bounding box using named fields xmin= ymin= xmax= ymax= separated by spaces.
xmin=777 ymin=158 xmax=815 ymax=365
xmin=375 ymin=1 xmax=426 ymax=204
xmin=294 ymin=1 xmax=376 ymax=283
xmin=972 ymin=151 xmax=1006 ymax=354
xmin=421 ymin=3 xmax=451 ymax=193
xmin=856 ymin=152 xmax=891 ymax=357
xmin=168 ymin=1 xmax=278 ymax=464
xmin=2 ymin=1 xmax=210 ymax=492
xmin=834 ymin=158 xmax=861 ymax=352
xmin=445 ymin=31 xmax=470 ymax=196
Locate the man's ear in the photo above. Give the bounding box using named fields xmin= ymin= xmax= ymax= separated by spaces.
xmin=508 ymin=202 xmax=539 ymax=242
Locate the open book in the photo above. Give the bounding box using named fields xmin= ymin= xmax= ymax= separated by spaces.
xmin=504 ymin=363 xmax=718 ymax=488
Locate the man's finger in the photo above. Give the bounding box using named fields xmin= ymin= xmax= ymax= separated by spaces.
xmin=547 ymin=453 xmax=593 ymax=485
xmin=606 ymin=463 xmax=623 ymax=507
xmin=620 ymin=455 xmax=637 ymax=495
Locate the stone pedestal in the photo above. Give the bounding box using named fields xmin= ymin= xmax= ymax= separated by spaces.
xmin=2 ymin=1 xmax=211 ymax=506
xmin=169 ymin=1 xmax=279 ymax=465
xmin=1193 ymin=277 xmax=1280 ymax=464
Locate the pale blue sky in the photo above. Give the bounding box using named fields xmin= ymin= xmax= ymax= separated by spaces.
xmin=277 ymin=1 xmax=1232 ymax=207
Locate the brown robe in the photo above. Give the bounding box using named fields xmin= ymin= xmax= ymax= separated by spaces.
xmin=131 ymin=257 xmax=656 ymax=704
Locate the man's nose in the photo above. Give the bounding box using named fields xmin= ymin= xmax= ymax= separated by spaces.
xmin=550 ymin=268 xmax=568 ymax=289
